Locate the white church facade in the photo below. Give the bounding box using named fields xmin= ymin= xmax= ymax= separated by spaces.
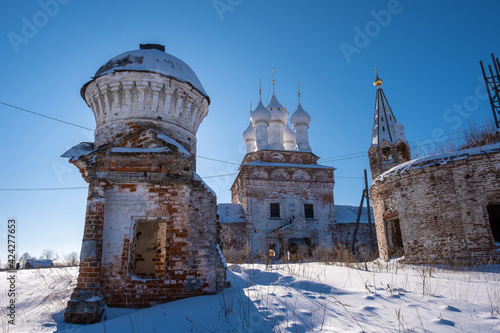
xmin=219 ymin=80 xmax=336 ymax=258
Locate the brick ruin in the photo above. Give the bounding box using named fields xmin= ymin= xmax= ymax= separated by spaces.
xmin=370 ymin=144 xmax=500 ymax=262
xmin=368 ymin=72 xmax=500 ymax=263
xmin=62 ymin=44 xmax=226 ymax=324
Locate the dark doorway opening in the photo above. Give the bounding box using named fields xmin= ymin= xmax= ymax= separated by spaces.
xmin=487 ymin=203 xmax=500 ymax=243
xmin=287 ymin=238 xmax=312 ymax=260
xmin=385 ymin=218 xmax=404 ymax=257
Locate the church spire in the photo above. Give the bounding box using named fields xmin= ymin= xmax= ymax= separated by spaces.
xmin=368 ymin=69 xmax=411 ymax=180
xmin=371 ymin=69 xmax=406 ymax=146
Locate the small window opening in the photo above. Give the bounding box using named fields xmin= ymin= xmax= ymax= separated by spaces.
xmin=304 ymin=204 xmax=314 ymax=219
xmin=270 ymin=203 xmax=280 ymax=218
xmin=382 ymin=148 xmax=392 ymax=161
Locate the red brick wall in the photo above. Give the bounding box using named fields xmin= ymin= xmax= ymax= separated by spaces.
xmin=371 ymin=149 xmax=500 ymax=262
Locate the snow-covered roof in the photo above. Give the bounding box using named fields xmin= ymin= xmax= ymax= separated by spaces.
xmin=61 ymin=142 xmax=95 ymax=161
xmin=110 ymin=147 xmax=171 ymax=153
xmin=217 ymin=203 xmax=246 ymax=223
xmin=193 ymin=172 xmax=216 ymax=196
xmin=335 ymin=205 xmax=374 ymax=224
xmin=243 ymin=161 xmax=335 ymax=170
xmin=94 ymin=47 xmax=208 ymax=98
xmin=375 ymin=142 xmax=500 ymax=183
xmin=157 ymin=132 xmax=190 ymax=156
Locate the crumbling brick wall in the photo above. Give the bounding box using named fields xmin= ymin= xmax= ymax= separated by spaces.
xmin=371 ymin=146 xmax=500 ymax=262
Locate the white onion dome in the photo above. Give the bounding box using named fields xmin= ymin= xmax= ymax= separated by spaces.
xmin=266 ymin=94 xmax=287 ymax=124
xmin=290 ymin=102 xmax=311 ymax=127
xmin=283 ymin=122 xmax=295 ymax=142
xmin=250 ymin=100 xmax=272 ymax=124
xmin=242 ymin=121 xmax=256 ymax=141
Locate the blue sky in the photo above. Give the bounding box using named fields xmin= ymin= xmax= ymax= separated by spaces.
xmin=1 ymin=0 xmax=499 ymax=261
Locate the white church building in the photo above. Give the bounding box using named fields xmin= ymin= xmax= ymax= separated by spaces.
xmin=219 ymin=79 xmax=336 ymax=258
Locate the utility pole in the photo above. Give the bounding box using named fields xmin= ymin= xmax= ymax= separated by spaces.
xmin=351 ymin=169 xmax=374 ymax=253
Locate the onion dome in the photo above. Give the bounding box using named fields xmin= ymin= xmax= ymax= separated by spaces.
xmin=242 ymin=121 xmax=256 ymax=141
xmin=267 ymin=94 xmax=287 ymax=124
xmin=250 ymin=100 xmax=271 ymax=125
xmin=283 ymin=122 xmax=295 ymax=142
xmin=290 ymin=102 xmax=311 ymax=127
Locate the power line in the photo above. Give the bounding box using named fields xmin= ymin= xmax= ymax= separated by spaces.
xmin=0 ymin=187 xmax=88 ymax=191
xmin=197 ymin=156 xmax=240 ymax=166
xmin=202 ymin=173 xmax=239 ymax=178
xmin=0 ymin=101 xmax=94 ymax=131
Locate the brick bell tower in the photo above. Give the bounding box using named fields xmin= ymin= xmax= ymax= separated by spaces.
xmin=368 ymin=69 xmax=411 ymax=180
xmin=63 ymin=44 xmax=227 ymax=324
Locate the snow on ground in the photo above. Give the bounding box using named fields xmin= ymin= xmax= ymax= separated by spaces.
xmin=1 ymin=261 xmax=499 ymax=332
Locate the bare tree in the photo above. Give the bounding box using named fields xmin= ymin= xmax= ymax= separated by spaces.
xmin=64 ymin=252 xmax=79 ymax=266
xmin=19 ymin=252 xmax=32 ymax=268
xmin=40 ymin=249 xmax=57 ymax=261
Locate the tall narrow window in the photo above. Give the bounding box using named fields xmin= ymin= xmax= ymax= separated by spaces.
xmin=487 ymin=204 xmax=500 ymax=243
xmin=270 ymin=203 xmax=280 ymax=218
xmin=304 ymin=204 xmax=314 ymax=219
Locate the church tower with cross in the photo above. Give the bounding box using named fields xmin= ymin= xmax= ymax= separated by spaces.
xmin=368 ymin=69 xmax=411 ymax=180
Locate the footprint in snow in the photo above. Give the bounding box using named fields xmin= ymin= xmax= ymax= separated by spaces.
xmin=435 ymin=318 xmax=455 ymax=326
xmin=361 ymin=306 xmax=377 ymax=312
xmin=441 ymin=305 xmax=461 ymax=312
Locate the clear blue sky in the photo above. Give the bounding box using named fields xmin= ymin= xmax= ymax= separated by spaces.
xmin=1 ymin=0 xmax=498 ymax=261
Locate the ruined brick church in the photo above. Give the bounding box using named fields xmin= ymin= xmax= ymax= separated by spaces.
xmin=219 ymin=80 xmax=335 ymax=258
xmin=367 ymin=72 xmax=500 ymax=263
xmin=63 ymin=44 xmax=226 ymax=324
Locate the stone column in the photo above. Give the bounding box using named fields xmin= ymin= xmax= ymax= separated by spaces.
xmin=64 ymin=180 xmax=106 ymax=324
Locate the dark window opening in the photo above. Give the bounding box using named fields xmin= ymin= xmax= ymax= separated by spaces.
xmin=131 ymin=220 xmax=163 ymax=278
xmin=381 ymin=117 xmax=384 ymax=121
xmin=382 ymin=148 xmax=392 ymax=161
xmin=487 ymin=204 xmax=500 ymax=243
xmin=382 ymin=126 xmax=385 ymax=131
xmin=270 ymin=203 xmax=280 ymax=218
xmin=304 ymin=204 xmax=314 ymax=219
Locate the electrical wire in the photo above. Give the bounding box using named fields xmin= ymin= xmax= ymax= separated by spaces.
xmin=0 ymin=101 xmax=94 ymax=131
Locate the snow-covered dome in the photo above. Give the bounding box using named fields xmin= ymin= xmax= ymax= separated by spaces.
xmin=267 ymin=94 xmax=287 ymax=124
xmin=242 ymin=121 xmax=256 ymax=141
xmin=250 ymin=101 xmax=272 ymax=124
xmin=283 ymin=121 xmax=295 ymax=142
xmin=290 ymin=103 xmax=311 ymax=127
xmin=93 ymin=44 xmax=208 ymax=98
